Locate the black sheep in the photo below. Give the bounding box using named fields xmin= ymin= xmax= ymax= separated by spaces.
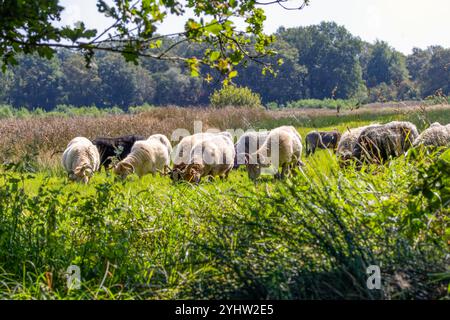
xmin=92 ymin=134 xmax=145 ymax=169
xmin=305 ymin=130 xmax=341 ymax=156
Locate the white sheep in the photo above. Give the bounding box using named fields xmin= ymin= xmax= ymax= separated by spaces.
xmin=113 ymin=138 xmax=170 ymax=179
xmin=246 ymin=125 xmax=303 ymax=180
xmin=182 ymin=134 xmax=236 ymax=183
xmin=147 ymin=134 xmax=172 ymax=160
xmin=172 ymin=132 xmax=216 ymax=166
xmin=170 ymin=132 xmax=232 ymax=180
xmin=413 ymin=123 xmax=450 ymax=147
xmin=62 ymin=137 xmax=100 ymax=184
xmin=234 ymin=130 xmax=269 ymax=167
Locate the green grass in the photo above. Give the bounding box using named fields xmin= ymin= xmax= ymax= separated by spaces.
xmin=257 ymin=106 xmax=450 ymax=134
xmin=1 ymin=143 xmax=449 ymax=300
xmin=1 ymin=106 xmax=450 ymax=300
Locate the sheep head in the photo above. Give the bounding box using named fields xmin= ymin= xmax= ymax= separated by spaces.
xmin=245 ymin=152 xmax=270 ymax=181
xmin=113 ymin=161 xmax=135 ymax=179
xmin=169 ymin=163 xmax=186 ymax=182
xmin=183 ymin=164 xmax=202 ymax=184
xmin=71 ymin=164 xmax=93 ymax=184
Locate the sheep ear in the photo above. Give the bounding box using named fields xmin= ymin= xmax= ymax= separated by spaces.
xmin=121 ymin=162 xmax=134 ymax=173
xmin=73 ymin=165 xmax=83 ymax=176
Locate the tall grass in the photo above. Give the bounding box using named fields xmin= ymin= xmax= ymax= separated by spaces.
xmin=0 ymin=104 xmax=449 ymax=299
xmin=0 ymin=148 xmax=448 ymax=299
xmin=1 ymin=103 xmax=450 ymax=171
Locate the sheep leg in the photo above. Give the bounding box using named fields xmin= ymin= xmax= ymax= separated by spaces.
xmin=222 ymin=168 xmax=232 ymax=180
xmin=282 ymin=164 xmax=290 ymax=179
xmin=276 ymin=164 xmax=290 ymax=180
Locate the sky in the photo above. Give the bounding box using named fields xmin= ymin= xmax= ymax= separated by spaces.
xmin=59 ymin=0 xmax=450 ymax=54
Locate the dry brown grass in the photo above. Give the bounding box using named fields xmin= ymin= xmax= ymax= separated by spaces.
xmin=0 ymin=107 xmax=271 ymax=167
xmin=1 ymin=104 xmax=449 ymax=169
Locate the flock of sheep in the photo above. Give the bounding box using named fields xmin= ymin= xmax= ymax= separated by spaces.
xmin=61 ymin=121 xmax=450 ymax=184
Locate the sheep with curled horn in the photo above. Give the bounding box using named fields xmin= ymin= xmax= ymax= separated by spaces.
xmin=113 ymin=137 xmax=170 ymax=180
xmin=337 ymin=124 xmax=380 ymax=165
xmin=352 ymin=121 xmax=418 ymax=165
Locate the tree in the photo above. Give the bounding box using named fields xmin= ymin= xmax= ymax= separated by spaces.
xmin=152 ymin=67 xmax=203 ymax=106
xmin=365 ymin=40 xmax=409 ymax=88
xmin=421 ymin=47 xmax=450 ymax=97
xmin=234 ymin=37 xmax=308 ymax=103
xmin=7 ymin=54 xmax=62 ymax=110
xmin=0 ymin=69 xmax=13 ymax=104
xmin=280 ymin=22 xmax=366 ymax=100
xmin=0 ymin=0 xmax=310 ymax=82
xmin=97 ymin=52 xmax=155 ymax=108
xmin=406 ymin=47 xmax=433 ymax=82
xmin=60 ymin=53 xmax=103 ymax=106
xmin=210 ymin=85 xmax=262 ymax=108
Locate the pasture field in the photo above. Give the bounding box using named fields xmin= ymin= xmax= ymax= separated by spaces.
xmin=0 ymin=105 xmax=449 ymax=299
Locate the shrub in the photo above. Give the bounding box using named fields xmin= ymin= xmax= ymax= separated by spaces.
xmin=0 ymin=105 xmax=14 ymax=119
xmin=210 ymin=86 xmax=262 ymax=109
xmin=128 ymin=103 xmax=155 ymax=114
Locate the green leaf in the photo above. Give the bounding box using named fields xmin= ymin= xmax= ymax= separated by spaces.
xmin=209 ymin=51 xmax=221 ymax=62
xmin=228 ymin=70 xmax=238 ymax=79
xmin=205 ymin=20 xmax=223 ymax=35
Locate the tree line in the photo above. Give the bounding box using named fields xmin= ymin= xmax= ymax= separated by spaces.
xmin=0 ymin=22 xmax=448 ymax=110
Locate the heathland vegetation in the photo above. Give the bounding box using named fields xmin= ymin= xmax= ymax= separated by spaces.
xmin=0 ymin=105 xmax=449 ymax=299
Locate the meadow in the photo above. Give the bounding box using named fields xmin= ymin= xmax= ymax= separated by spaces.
xmin=0 ymin=104 xmax=449 ymax=299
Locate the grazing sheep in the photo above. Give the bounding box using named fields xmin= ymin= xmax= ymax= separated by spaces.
xmin=413 ymin=122 xmax=450 ymax=147
xmin=170 ymin=132 xmax=231 ymax=181
xmin=62 ymin=137 xmax=100 ymax=184
xmin=234 ymin=130 xmax=269 ymax=168
xmin=384 ymin=121 xmax=419 ymax=148
xmin=113 ymin=139 xmax=170 ymax=179
xmin=353 ymin=121 xmax=418 ymax=164
xmin=147 ymin=134 xmax=172 ymax=159
xmin=246 ymin=126 xmax=303 ymax=181
xmin=337 ymin=124 xmax=380 ymax=163
xmin=93 ymin=134 xmax=145 ymax=169
xmin=172 ymin=132 xmax=215 ymax=166
xmin=305 ymin=130 xmax=341 ymax=155
xmin=181 ymin=134 xmax=236 ymax=183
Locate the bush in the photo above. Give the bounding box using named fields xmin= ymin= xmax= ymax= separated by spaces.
xmin=0 ymin=105 xmax=14 ymax=119
xmin=128 ymin=103 xmax=155 ymax=114
xmin=210 ymin=86 xmax=262 ymax=109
